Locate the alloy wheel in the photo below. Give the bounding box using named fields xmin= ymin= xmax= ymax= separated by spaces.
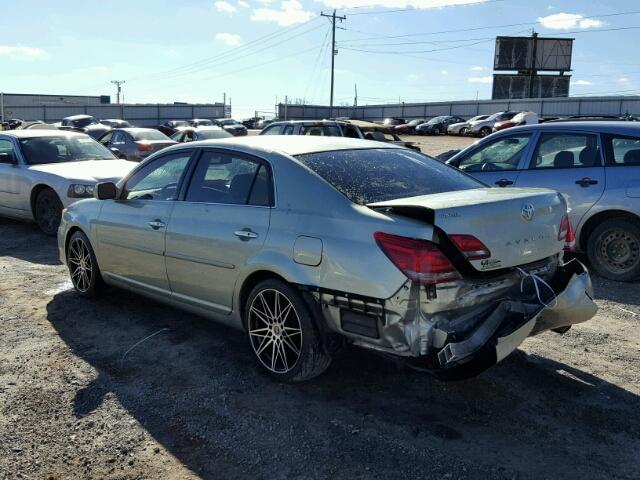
xmin=598 ymin=228 xmax=640 ymax=275
xmin=248 ymin=288 xmax=303 ymax=374
xmin=67 ymin=237 xmax=93 ymax=293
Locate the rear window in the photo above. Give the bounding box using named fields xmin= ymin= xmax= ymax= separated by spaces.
xmin=602 ymin=134 xmax=640 ymax=165
xmin=300 ymin=125 xmax=342 ymax=137
xmin=295 ymin=148 xmax=482 ymax=205
xmin=132 ymin=130 xmax=171 ymax=141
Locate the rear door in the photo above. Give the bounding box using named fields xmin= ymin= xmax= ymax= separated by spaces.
xmin=165 ymin=149 xmax=272 ymax=313
xmin=449 ymin=133 xmax=534 ymax=187
xmin=515 ymin=130 xmax=605 ymax=229
xmin=96 ymin=149 xmax=195 ymax=294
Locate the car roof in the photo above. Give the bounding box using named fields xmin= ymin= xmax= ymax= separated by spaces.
xmin=0 ymin=129 xmax=88 ymax=139
xmin=64 ymin=114 xmax=93 ymax=120
xmin=113 ymin=127 xmax=160 ymax=133
xmin=162 ymin=135 xmax=399 ymax=156
xmin=504 ymin=121 xmax=640 ymax=135
xmin=267 ymin=119 xmax=345 ymax=126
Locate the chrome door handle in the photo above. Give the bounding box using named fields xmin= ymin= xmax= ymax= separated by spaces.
xmin=148 ymin=220 xmax=166 ymax=230
xmin=575 ymin=177 xmax=598 ymax=187
xmin=495 ymin=178 xmax=514 ymax=187
xmin=234 ymin=229 xmax=259 ymax=240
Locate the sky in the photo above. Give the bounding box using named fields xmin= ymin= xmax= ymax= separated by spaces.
xmin=1 ymin=0 xmax=639 ymax=119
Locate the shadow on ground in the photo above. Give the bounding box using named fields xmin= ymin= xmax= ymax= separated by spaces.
xmin=0 ymin=218 xmax=60 ymax=265
xmin=46 ymin=287 xmax=640 ymax=480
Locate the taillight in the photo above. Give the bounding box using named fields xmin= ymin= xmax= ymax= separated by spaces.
xmin=374 ymin=231 xmax=461 ymax=284
xmin=137 ymin=142 xmax=153 ymax=152
xmin=558 ymin=214 xmax=575 ymax=250
xmin=449 ymin=234 xmax=491 ymax=260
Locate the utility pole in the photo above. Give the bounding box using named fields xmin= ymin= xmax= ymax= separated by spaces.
xmin=321 ymin=9 xmax=345 ymax=119
xmin=110 ymin=80 xmax=125 ymax=104
xmin=527 ymin=31 xmax=538 ymax=99
xmin=354 ymin=83 xmax=358 ymax=107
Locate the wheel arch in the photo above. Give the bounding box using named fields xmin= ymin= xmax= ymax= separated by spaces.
xmin=64 ymin=226 xmax=87 ymax=260
xmin=237 ymin=270 xmax=291 ymax=329
xmin=579 ymin=209 xmax=640 ymax=251
xmin=30 ymin=184 xmax=57 ymax=218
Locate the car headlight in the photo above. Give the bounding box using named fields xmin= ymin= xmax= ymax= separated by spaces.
xmin=67 ymin=184 xmax=96 ymax=198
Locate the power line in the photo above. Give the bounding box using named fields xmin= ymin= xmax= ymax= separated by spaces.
xmin=347 ymin=0 xmax=507 ymax=16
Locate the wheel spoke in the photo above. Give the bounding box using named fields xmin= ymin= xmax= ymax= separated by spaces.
xmin=281 ymin=335 xmax=300 ymax=356
xmin=278 ymin=302 xmax=293 ymax=323
xmin=250 ymin=307 xmax=271 ymax=326
xmin=278 ymin=341 xmax=289 ymax=371
xmin=256 ymin=335 xmax=273 ymax=356
xmin=258 ymin=292 xmax=276 ymax=320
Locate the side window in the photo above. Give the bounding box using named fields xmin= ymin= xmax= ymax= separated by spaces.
xmin=124 ymin=151 xmax=192 ymax=201
xmin=531 ymin=133 xmax=600 ymax=169
xmin=185 ymin=150 xmax=272 ymax=206
xmin=602 ymin=134 xmax=640 ymax=166
xmin=0 ymin=139 xmax=15 ymax=163
xmin=458 ymin=134 xmax=531 ymax=172
xmin=111 ymin=132 xmax=125 ymax=145
xmin=343 ymin=125 xmax=361 ymax=138
xmin=281 ymin=125 xmax=294 ymax=135
xmin=300 ymin=125 xmax=342 ymax=136
xmin=99 ymin=132 xmax=113 ymax=145
xmin=261 ymin=125 xmax=283 ymax=135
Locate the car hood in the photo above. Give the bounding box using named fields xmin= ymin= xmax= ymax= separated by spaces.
xmin=28 ymin=159 xmax=137 ymax=182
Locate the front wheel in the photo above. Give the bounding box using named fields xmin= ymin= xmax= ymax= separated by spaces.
xmin=433 ymin=127 xmax=441 ymax=135
xmin=479 ymin=127 xmax=491 ymax=137
xmin=587 ymin=218 xmax=640 ymax=281
xmin=35 ymin=189 xmax=63 ymax=235
xmin=67 ymin=230 xmax=104 ymax=296
xmin=459 ymin=127 xmax=468 ymax=135
xmin=245 ymin=279 xmax=331 ymax=382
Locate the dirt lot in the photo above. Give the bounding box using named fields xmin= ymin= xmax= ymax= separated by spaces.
xmin=1 ymin=135 xmax=639 ymax=480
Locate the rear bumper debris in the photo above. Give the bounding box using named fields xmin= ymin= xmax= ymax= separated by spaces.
xmin=319 ymin=259 xmax=597 ymax=379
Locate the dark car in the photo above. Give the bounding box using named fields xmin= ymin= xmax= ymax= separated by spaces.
xmin=100 ymin=119 xmax=132 ymax=128
xmin=394 ymin=119 xmax=426 ymax=135
xmin=415 ymin=116 xmax=466 ymax=135
xmin=98 ymin=128 xmax=177 ymax=161
xmin=157 ymin=120 xmax=191 ymax=137
xmin=60 ymin=115 xmax=110 ymax=139
xmin=212 ymin=118 xmax=248 ymax=136
xmin=241 ymin=117 xmax=264 ymax=129
xmin=170 ymin=126 xmax=233 ymax=143
xmin=383 ymin=117 xmax=406 ymax=127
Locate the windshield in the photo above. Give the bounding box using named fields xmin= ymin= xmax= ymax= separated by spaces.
xmin=72 ymin=117 xmax=96 ymax=128
xmin=219 ymin=119 xmax=237 ymax=126
xmin=427 ymin=117 xmax=444 ymax=124
xmin=470 ymin=115 xmax=487 ymax=122
xmin=295 ymin=148 xmax=482 ymax=205
xmin=198 ymin=129 xmax=232 ymax=139
xmin=485 ymin=112 xmax=504 ymax=121
xmin=131 ymin=130 xmax=171 ymax=141
xmin=408 ymin=119 xmax=423 ymax=126
xmin=20 ymin=136 xmax=115 ymax=165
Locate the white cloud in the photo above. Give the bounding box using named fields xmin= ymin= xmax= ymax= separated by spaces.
xmin=214 ymin=1 xmax=237 ymax=13
xmin=440 ymin=69 xmax=448 ymax=75
xmin=0 ymin=45 xmax=46 ymax=58
xmin=467 ymin=75 xmax=492 ymax=84
xmin=619 ymin=77 xmax=630 ymax=83
xmin=238 ymin=0 xmax=250 ymax=6
xmin=256 ymin=0 xmax=272 ymax=3
xmin=573 ymin=79 xmax=592 ymax=86
xmin=216 ymin=32 xmax=242 ymax=46
xmin=537 ymin=13 xmax=603 ymax=30
xmin=318 ymin=0 xmax=488 ymax=9
xmin=470 ymin=65 xmax=485 ymax=71
xmin=251 ymin=0 xmax=314 ymax=26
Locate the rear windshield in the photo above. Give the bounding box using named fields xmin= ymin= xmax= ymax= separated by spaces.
xmin=198 ymin=129 xmax=232 ymax=139
xmin=131 ymin=130 xmax=171 ymax=141
xmin=20 ymin=136 xmax=115 ymax=164
xmin=295 ymin=148 xmax=482 ymax=204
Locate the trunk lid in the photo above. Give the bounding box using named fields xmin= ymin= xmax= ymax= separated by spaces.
xmin=368 ymin=187 xmax=565 ymax=272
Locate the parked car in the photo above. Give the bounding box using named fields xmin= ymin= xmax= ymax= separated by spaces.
xmin=383 ymin=117 xmax=406 ymax=126
xmin=467 ymin=111 xmax=518 ymax=137
xmin=212 ymin=118 xmax=248 ymax=136
xmin=256 ymin=118 xmax=275 ymax=129
xmin=100 ymin=119 xmax=132 ymax=128
xmin=171 ymin=126 xmax=232 ymax=142
xmin=394 ymin=119 xmax=425 ymax=135
xmin=57 ymin=136 xmax=595 ymax=382
xmin=493 ymin=111 xmax=539 ymax=132
xmin=0 ymin=130 xmax=136 ymax=234
xmin=416 ymin=116 xmax=466 ymax=135
xmin=242 ymin=117 xmax=263 ymax=129
xmin=346 ymin=120 xmax=420 ymax=151
xmin=190 ymin=119 xmax=214 ymax=127
xmin=447 ymin=115 xmax=489 ymax=135
xmin=97 ymin=128 xmax=176 ymax=161
xmin=59 ymin=115 xmax=110 ymax=139
xmin=157 ymin=120 xmax=191 ymax=137
xmin=260 ymin=120 xmax=364 ymax=138
xmin=447 ymin=121 xmax=640 ymax=281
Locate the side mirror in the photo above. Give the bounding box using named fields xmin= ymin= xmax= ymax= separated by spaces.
xmin=0 ymin=152 xmax=16 ymax=164
xmin=95 ymin=182 xmax=117 ymax=200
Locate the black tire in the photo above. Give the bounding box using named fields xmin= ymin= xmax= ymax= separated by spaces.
xmin=66 ymin=230 xmax=104 ymax=297
xmin=460 ymin=127 xmax=468 ymax=135
xmin=245 ymin=279 xmax=332 ymax=382
xmin=479 ymin=127 xmax=491 ymax=137
xmin=433 ymin=127 xmax=441 ymax=135
xmin=587 ymin=218 xmax=640 ymax=282
xmin=34 ymin=188 xmax=63 ymax=235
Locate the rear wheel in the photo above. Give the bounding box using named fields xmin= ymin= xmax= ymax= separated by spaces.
xmin=34 ymin=188 xmax=63 ymax=236
xmin=460 ymin=127 xmax=468 ymax=135
xmin=479 ymin=127 xmax=492 ymax=137
xmin=433 ymin=127 xmax=441 ymax=135
xmin=245 ymin=279 xmax=331 ymax=382
xmin=67 ymin=230 xmax=104 ymax=296
xmin=587 ymin=218 xmax=640 ymax=281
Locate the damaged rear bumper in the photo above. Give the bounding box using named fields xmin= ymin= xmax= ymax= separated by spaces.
xmin=318 ymin=259 xmax=597 ymax=379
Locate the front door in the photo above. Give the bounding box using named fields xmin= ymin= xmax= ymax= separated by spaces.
xmin=96 ymin=150 xmax=194 ymax=293
xmin=0 ymin=137 xmax=29 ymax=216
xmin=451 ymin=133 xmax=534 ymax=187
xmin=165 ymin=149 xmax=272 ymax=313
xmin=515 ymin=131 xmax=605 ymax=229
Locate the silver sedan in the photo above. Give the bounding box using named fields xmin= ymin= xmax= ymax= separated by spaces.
xmin=58 ymin=136 xmax=597 ymax=382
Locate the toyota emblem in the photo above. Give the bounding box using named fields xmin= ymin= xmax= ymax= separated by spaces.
xmin=521 ymin=204 xmax=535 ymax=221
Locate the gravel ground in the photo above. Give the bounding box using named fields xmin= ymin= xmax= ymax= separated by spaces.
xmin=1 ymin=136 xmax=639 ymax=480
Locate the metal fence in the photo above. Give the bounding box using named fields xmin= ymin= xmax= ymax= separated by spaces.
xmin=1 ymin=103 xmax=227 ymax=126
xmin=278 ymin=96 xmax=640 ymax=121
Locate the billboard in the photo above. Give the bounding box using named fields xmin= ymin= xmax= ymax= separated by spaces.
xmin=492 ymin=74 xmax=571 ymax=100
xmin=494 ymin=36 xmax=573 ymax=72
